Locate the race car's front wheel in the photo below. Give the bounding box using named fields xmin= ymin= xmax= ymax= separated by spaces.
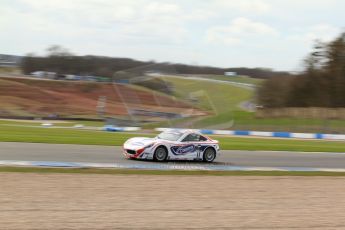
xmin=153 ymin=146 xmax=168 ymax=162
xmin=203 ymin=148 xmax=216 ymax=163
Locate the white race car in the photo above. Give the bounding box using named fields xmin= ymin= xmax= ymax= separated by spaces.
xmin=123 ymin=129 xmax=219 ymax=162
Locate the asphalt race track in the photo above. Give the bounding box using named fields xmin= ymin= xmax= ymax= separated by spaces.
xmin=1 ymin=142 xmax=345 ymax=169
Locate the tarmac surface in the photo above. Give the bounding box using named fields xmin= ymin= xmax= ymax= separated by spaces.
xmin=1 ymin=142 xmax=345 ymax=169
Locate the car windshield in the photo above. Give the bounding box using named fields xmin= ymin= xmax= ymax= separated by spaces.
xmin=156 ymin=131 xmax=183 ymax=141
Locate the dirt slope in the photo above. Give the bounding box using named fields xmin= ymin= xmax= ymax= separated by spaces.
xmin=0 ymin=77 xmax=203 ymax=119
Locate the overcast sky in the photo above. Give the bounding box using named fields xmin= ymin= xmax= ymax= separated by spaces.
xmin=1 ymin=0 xmax=344 ymax=71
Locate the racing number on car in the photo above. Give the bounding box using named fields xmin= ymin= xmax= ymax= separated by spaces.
xmin=196 ymin=145 xmax=201 ymax=159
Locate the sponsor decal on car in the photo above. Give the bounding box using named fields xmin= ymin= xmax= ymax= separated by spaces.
xmin=171 ymin=144 xmax=195 ymax=155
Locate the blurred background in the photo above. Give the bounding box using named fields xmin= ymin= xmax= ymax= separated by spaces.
xmin=0 ymin=0 xmax=344 ymax=133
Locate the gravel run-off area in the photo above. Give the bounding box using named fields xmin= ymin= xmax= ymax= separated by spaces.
xmin=1 ymin=173 xmax=345 ymax=229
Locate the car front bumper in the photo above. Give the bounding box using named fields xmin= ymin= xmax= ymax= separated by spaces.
xmin=122 ymin=149 xmax=141 ymax=159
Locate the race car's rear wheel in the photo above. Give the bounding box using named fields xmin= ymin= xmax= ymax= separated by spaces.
xmin=153 ymin=146 xmax=168 ymax=162
xmin=203 ymin=148 xmax=216 ymax=163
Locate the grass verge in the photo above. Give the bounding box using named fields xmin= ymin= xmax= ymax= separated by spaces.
xmin=1 ymin=166 xmax=345 ymax=176
xmin=1 ymin=124 xmax=345 ymax=152
xmin=0 ymin=119 xmax=105 ymax=127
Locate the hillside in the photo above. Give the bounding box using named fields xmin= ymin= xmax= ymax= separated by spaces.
xmin=143 ymin=76 xmax=253 ymax=129
xmin=0 ymin=77 xmax=205 ymax=120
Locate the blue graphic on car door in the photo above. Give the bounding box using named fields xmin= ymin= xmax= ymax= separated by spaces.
xmin=171 ymin=144 xmax=196 ymax=155
xmin=171 ymin=144 xmax=209 ymax=156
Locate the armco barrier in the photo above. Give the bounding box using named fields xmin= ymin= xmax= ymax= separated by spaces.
xmin=154 ymin=128 xmax=345 ymax=141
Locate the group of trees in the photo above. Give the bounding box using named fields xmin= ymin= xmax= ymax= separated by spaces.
xmin=21 ymin=45 xmax=290 ymax=79
xmin=173 ymin=65 xmax=290 ymax=78
xmin=21 ymin=46 xmax=149 ymax=78
xmin=258 ymin=32 xmax=345 ymax=108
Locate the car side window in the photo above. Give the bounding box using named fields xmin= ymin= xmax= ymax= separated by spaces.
xmin=199 ymin=135 xmax=208 ymax=141
xmin=182 ymin=133 xmax=200 ymax=142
